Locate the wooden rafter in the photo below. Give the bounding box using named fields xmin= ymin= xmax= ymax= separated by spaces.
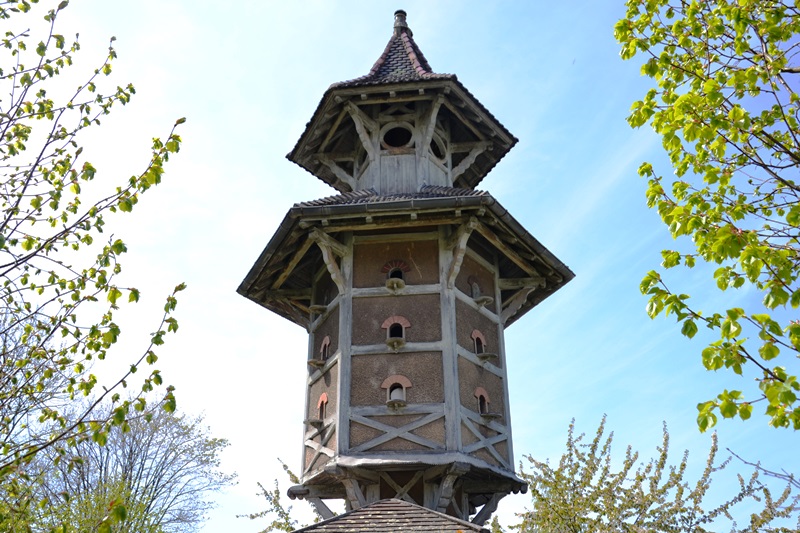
xmin=270 ymin=237 xmax=314 ymax=290
xmin=319 ymin=108 xmax=348 ymax=152
xmin=498 ymin=276 xmax=545 ymax=291
xmin=474 ymin=222 xmax=537 ymax=276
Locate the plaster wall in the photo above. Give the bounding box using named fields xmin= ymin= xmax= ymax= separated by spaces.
xmin=350 ymin=351 xmax=445 ymax=406
xmin=351 ymin=294 xmax=441 ymax=345
xmin=353 ymin=239 xmax=439 ymax=287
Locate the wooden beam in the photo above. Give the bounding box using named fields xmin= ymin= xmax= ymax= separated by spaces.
xmin=501 ymin=288 xmax=535 ymax=325
xmin=310 ymin=228 xmax=347 ymax=257
xmin=307 ymin=498 xmax=335 ymax=520
xmin=446 ymin=217 xmax=478 ymax=288
xmin=472 ymin=493 xmax=505 ymax=526
xmin=270 ymin=237 xmax=314 ymax=290
xmin=442 ymin=99 xmax=485 ymax=141
xmin=345 ymin=101 xmax=378 ymax=162
xmin=451 ymin=143 xmax=488 ymax=181
xmin=498 ymin=276 xmax=545 ymax=291
xmin=317 ymin=154 xmax=356 ymax=190
xmin=421 ymin=95 xmax=444 ymax=150
xmin=450 ymin=140 xmax=492 ymax=154
xmin=260 ymin=288 xmax=312 ymax=300
xmin=342 ymin=478 xmax=367 ymax=510
xmin=319 ymin=108 xmax=348 ymax=152
xmin=474 ymin=223 xmax=537 ymax=276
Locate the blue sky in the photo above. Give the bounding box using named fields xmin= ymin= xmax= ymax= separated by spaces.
xmin=36 ymin=0 xmax=800 ymax=529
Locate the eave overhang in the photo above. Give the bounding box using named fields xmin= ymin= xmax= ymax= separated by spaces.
xmin=237 ymin=193 xmax=574 ymax=329
xmin=286 ymin=79 xmax=518 ymax=193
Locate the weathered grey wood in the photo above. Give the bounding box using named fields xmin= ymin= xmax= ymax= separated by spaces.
xmin=345 ymin=101 xmax=378 ymax=162
xmin=450 ymin=140 xmax=492 ymax=153
xmin=351 ymin=403 xmax=443 ymax=417
xmin=270 ymin=237 xmax=314 ymax=290
xmin=338 ymin=233 xmax=354 ymax=455
xmin=472 ymin=493 xmax=504 ymax=526
xmin=319 ymin=108 xmax=349 ymax=152
xmin=310 ymin=228 xmax=347 ymax=257
xmin=501 ymin=288 xmax=535 ymax=325
xmin=498 ymin=276 xmax=545 ymax=290
xmin=460 ymin=413 xmax=509 ymax=467
xmin=349 ymin=411 xmax=445 ymax=452
xmin=341 ymin=478 xmax=367 ymax=509
xmin=351 ymin=283 xmax=440 ymax=298
xmin=260 ymin=288 xmax=312 ymax=301
xmin=307 ymin=498 xmax=335 ymax=520
xmin=451 ymin=143 xmax=488 ymax=181
xmin=442 ymin=99 xmax=486 ymax=141
xmin=353 ymin=231 xmax=438 ymax=243
xmin=474 ymin=222 xmax=537 ymax=276
xmin=495 ymin=252 xmax=515 ymax=467
xmin=446 ymin=218 xmax=478 ymax=288
xmin=350 ymin=340 xmax=444 ymax=355
xmin=439 ymin=226 xmax=461 ymax=452
xmin=317 ymin=154 xmax=356 ymax=190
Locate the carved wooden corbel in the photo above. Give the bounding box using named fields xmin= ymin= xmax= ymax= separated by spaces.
xmin=309 ymin=229 xmax=347 ymax=293
xmin=446 ymin=217 xmax=479 ymax=288
xmin=345 ymin=101 xmax=378 ymax=162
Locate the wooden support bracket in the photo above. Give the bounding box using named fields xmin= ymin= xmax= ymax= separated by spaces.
xmin=346 ymin=101 xmax=378 ymax=162
xmin=446 ymin=217 xmax=479 ymax=288
xmin=317 ymin=154 xmax=356 ymax=191
xmin=472 ymin=493 xmax=505 ymax=526
xmin=452 ymin=142 xmax=489 ymax=181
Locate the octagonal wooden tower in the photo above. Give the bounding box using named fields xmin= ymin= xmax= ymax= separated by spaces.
xmin=238 ymin=11 xmax=574 ymax=526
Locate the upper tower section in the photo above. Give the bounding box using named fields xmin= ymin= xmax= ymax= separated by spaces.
xmin=287 ymin=10 xmax=517 ymax=195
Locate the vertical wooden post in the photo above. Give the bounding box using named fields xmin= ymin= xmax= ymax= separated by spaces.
xmin=338 ymin=233 xmax=354 ymax=454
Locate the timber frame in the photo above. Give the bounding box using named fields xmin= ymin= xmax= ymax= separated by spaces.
xmin=237 ymin=192 xmax=572 ymax=330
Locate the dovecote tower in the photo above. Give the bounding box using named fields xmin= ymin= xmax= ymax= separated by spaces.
xmin=238 ymin=11 xmax=574 ymax=527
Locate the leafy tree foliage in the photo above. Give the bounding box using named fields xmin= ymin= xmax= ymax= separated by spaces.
xmin=0 ymin=0 xmax=184 ymax=527
xmin=615 ymin=0 xmax=800 ymax=430
xmin=242 ymin=461 xmax=320 ymax=533
xmin=509 ymin=418 xmax=798 ymax=532
xmin=33 ymin=408 xmax=235 ymax=533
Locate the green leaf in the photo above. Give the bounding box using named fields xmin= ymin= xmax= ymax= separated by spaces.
xmin=681 ymin=319 xmax=698 ymax=338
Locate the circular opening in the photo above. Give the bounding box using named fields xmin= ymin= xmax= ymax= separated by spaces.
xmin=383 ymin=126 xmax=413 ymax=148
xmin=429 ymin=136 xmax=445 ymax=160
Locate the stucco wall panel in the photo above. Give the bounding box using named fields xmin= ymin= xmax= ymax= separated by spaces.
xmin=350 ymin=352 xmax=444 ymax=406
xmin=353 ymin=240 xmax=439 ymax=288
xmin=352 ymin=295 xmax=441 ymax=345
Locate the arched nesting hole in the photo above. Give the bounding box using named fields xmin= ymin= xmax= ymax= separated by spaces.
xmin=382 ymin=375 xmax=412 ymax=407
xmin=389 ymin=383 xmax=405 ymax=401
xmin=319 ymin=336 xmax=331 ymax=361
xmin=389 ymin=323 xmax=404 ymax=339
xmin=318 ymin=393 xmax=329 ymax=420
xmin=475 ymin=336 xmax=484 ymax=355
xmin=389 ymin=268 xmax=404 ymax=280
xmin=474 ymin=387 xmax=491 ymax=415
xmin=382 ymin=126 xmax=413 ymax=148
xmin=471 ymin=329 xmax=487 ymax=356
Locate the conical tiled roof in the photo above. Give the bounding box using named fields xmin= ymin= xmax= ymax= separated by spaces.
xmin=332 ymin=10 xmax=453 ymax=89
xmin=291 ymin=498 xmax=486 ymax=532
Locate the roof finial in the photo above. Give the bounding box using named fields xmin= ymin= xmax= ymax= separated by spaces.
xmin=394 ymin=10 xmax=411 ymax=37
